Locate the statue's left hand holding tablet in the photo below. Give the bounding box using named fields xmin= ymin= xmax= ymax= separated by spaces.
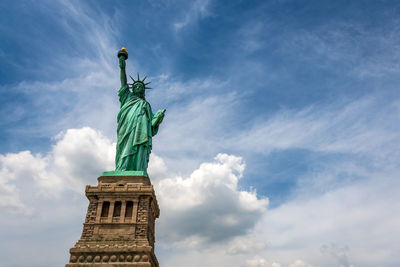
xmin=152 ymin=109 xmax=166 ymax=127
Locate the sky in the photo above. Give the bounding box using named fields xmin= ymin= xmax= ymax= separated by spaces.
xmin=0 ymin=0 xmax=400 ymax=266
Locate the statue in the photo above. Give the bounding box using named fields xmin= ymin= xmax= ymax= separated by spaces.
xmin=115 ymin=48 xmax=165 ymax=173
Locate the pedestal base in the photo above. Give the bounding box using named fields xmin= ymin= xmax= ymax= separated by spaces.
xmin=66 ymin=174 xmax=159 ymax=267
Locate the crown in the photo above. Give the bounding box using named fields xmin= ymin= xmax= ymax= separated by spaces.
xmin=129 ymin=73 xmax=152 ymax=89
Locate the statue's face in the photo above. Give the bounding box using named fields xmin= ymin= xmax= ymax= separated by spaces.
xmin=133 ymin=83 xmax=145 ymax=95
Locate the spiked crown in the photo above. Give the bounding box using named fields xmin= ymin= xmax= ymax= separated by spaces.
xmin=129 ymin=73 xmax=152 ymax=90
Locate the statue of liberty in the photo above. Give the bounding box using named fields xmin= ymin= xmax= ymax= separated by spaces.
xmin=115 ymin=48 xmax=165 ymax=173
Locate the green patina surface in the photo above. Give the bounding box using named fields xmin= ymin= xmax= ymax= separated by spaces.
xmin=114 ymin=48 xmax=165 ymax=173
xmin=101 ymin=170 xmax=148 ymax=177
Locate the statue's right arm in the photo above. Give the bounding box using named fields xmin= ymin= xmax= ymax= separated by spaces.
xmin=119 ymin=56 xmax=127 ymax=88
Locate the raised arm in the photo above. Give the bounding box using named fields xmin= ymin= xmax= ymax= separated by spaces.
xmin=118 ymin=48 xmax=128 ymax=87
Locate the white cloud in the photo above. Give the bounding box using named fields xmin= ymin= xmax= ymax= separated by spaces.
xmin=0 ymin=161 xmax=27 ymax=214
xmin=0 ymin=127 xmax=115 ymax=212
xmin=52 ymin=127 xmax=115 ymax=190
xmin=289 ymin=260 xmax=313 ymax=267
xmin=320 ymin=243 xmax=354 ymax=267
xmin=147 ymin=153 xmax=169 ymax=181
xmin=156 ymin=153 xmax=269 ymax=246
xmin=226 ymin=234 xmax=267 ymax=255
xmin=245 ymin=256 xmax=274 ymax=267
xmin=0 ymin=150 xmax=62 ymax=214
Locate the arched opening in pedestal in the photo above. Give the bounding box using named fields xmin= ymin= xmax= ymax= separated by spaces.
xmin=101 ymin=201 xmax=110 ymax=217
xmin=125 ymin=201 xmax=133 ymax=218
xmin=113 ymin=201 xmax=122 ymax=217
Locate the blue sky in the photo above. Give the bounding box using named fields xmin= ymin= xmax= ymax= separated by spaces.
xmin=1 ymin=1 xmax=400 ymax=266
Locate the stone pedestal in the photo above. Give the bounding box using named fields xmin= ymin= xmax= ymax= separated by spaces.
xmin=66 ymin=175 xmax=159 ymax=267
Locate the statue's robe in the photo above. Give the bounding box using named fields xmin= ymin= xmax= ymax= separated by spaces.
xmin=115 ymin=85 xmax=159 ymax=171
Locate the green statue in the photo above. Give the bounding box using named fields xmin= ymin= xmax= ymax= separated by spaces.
xmin=115 ymin=48 xmax=165 ymax=173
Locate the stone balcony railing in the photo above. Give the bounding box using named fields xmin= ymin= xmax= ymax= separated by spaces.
xmin=86 ymin=184 xmax=154 ymax=193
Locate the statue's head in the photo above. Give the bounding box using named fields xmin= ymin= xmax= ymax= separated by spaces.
xmin=129 ymin=73 xmax=151 ymax=99
xmin=132 ymin=82 xmax=145 ymax=98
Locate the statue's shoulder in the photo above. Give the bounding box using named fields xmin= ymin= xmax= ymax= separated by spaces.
xmin=144 ymin=99 xmax=152 ymax=109
xmin=118 ymin=84 xmax=130 ymax=96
